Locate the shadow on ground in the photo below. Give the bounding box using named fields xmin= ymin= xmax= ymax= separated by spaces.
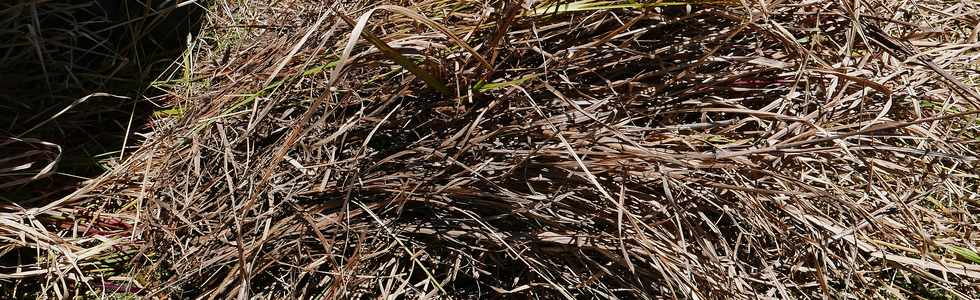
xmin=0 ymin=0 xmax=204 ymax=202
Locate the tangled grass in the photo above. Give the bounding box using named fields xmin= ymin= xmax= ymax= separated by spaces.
xmin=2 ymin=0 xmax=980 ymax=298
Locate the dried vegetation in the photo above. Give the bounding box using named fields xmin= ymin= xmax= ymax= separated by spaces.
xmin=3 ymin=0 xmax=980 ymax=298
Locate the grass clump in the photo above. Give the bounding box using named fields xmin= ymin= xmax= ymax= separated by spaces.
xmin=2 ymin=0 xmax=980 ymax=298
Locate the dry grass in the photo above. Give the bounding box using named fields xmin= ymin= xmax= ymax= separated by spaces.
xmin=3 ymin=0 xmax=980 ymax=298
